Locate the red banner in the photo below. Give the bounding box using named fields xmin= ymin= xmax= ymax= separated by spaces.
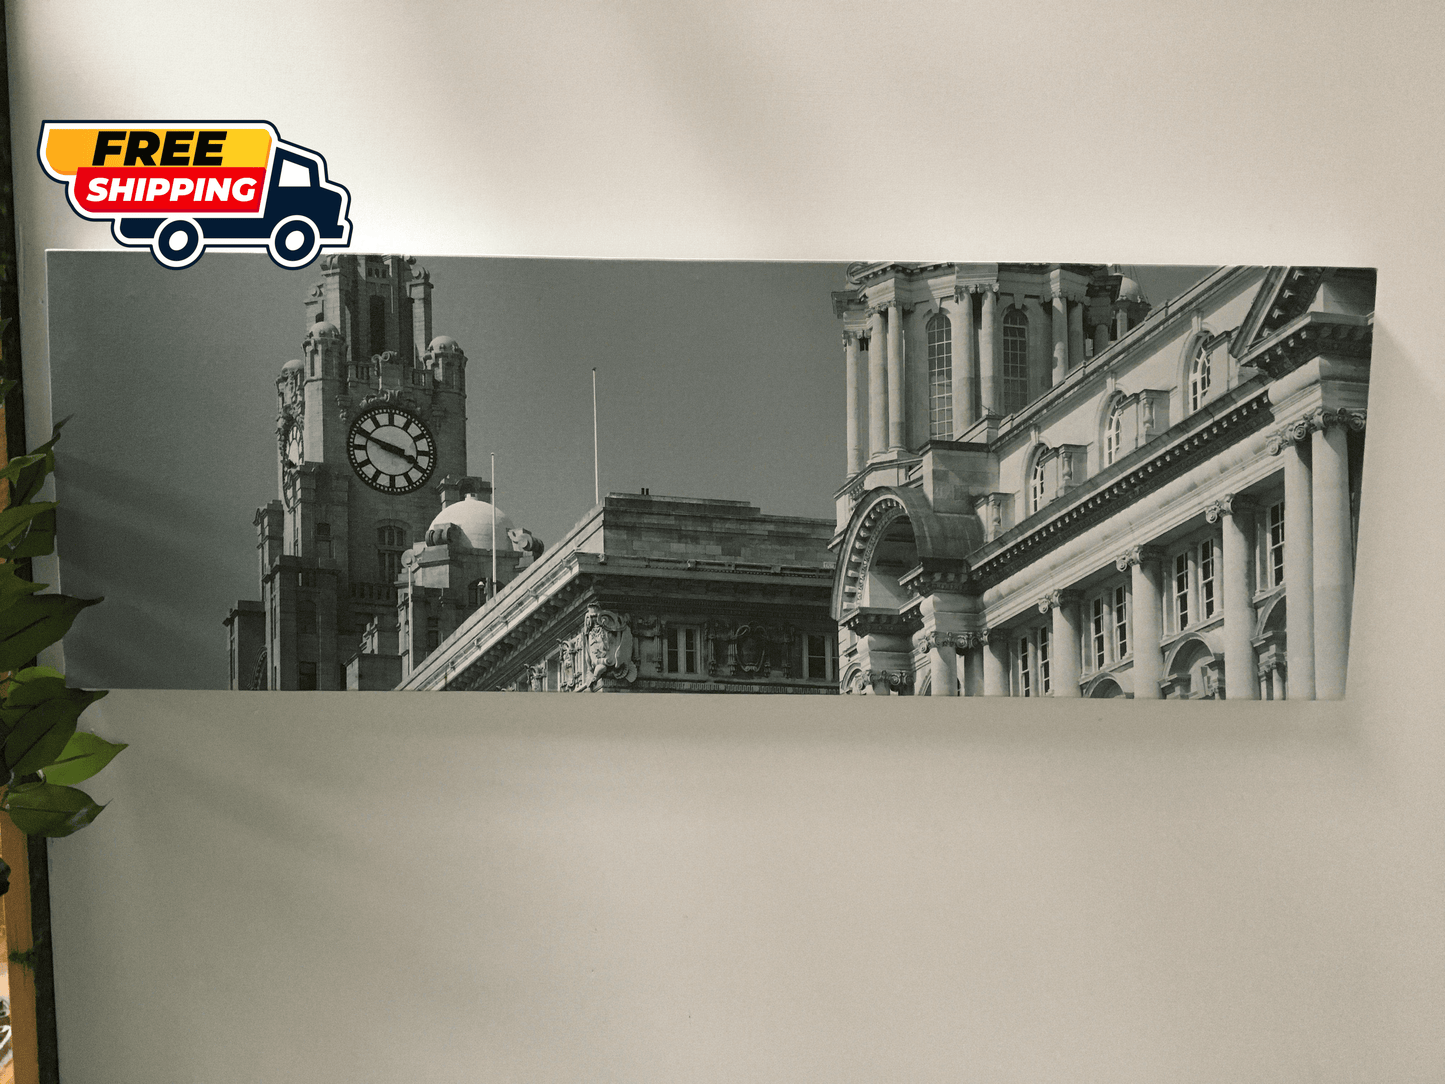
xmin=74 ymin=167 xmax=266 ymax=215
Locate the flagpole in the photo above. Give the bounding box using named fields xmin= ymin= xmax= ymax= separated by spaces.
xmin=592 ymin=367 xmax=600 ymax=505
xmin=490 ymin=451 xmax=497 ymax=600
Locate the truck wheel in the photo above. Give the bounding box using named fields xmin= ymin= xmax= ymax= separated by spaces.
xmin=152 ymin=218 xmax=203 ymax=269
xmin=268 ymin=216 xmax=321 ymax=269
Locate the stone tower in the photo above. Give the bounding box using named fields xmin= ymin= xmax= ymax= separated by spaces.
xmin=225 ymin=254 xmax=509 ymax=690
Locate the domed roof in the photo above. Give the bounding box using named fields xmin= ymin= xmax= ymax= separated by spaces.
xmin=281 ymin=358 xmax=305 ymax=374
xmin=428 ymin=334 xmax=463 ymax=353
xmin=308 ymin=319 xmax=341 ymax=338
xmin=428 ymin=494 xmax=515 ymax=550
xmin=1110 ymin=264 xmax=1149 ymax=304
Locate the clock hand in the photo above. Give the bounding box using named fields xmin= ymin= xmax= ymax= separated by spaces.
xmin=367 ymin=436 xmax=418 ymax=466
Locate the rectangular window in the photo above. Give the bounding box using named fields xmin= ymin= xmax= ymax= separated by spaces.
xmin=1174 ymin=552 xmax=1190 ymax=630
xmin=805 ymin=634 xmax=833 ymax=681
xmin=1114 ymin=585 xmax=1129 ymax=658
xmin=1038 ymin=624 xmax=1051 ymax=694
xmin=298 ymin=661 xmax=318 ymax=691
xmin=1091 ymin=597 xmax=1106 ymax=670
xmin=667 ymin=627 xmax=701 ymax=675
xmin=1001 ymin=312 xmax=1029 ymax=414
xmin=1269 ymin=501 xmax=1285 ymax=587
xmin=927 ymin=315 xmax=953 ymax=440
xmin=1199 ymin=538 xmax=1216 ymax=620
xmin=1018 ymin=636 xmax=1032 ymax=697
xmin=379 ymin=549 xmax=402 ymax=582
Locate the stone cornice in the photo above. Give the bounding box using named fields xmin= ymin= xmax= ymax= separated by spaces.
xmin=1237 ymin=310 xmax=1372 ymax=380
xmin=971 ymin=388 xmax=1272 ymax=591
xmin=840 ymin=607 xmax=920 ymax=635
xmin=898 ymin=558 xmax=974 ymax=597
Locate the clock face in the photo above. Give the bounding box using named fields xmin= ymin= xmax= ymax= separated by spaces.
xmin=348 ymin=406 xmax=436 ymax=494
xmin=281 ymin=418 xmax=305 ymax=508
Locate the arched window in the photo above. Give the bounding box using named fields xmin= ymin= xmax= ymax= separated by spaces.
xmin=1002 ymin=309 xmax=1029 ymax=414
xmin=1189 ymin=342 xmax=1211 ymax=412
xmin=926 ymin=312 xmax=953 ymax=440
xmin=1104 ymin=398 xmax=1125 ymax=466
xmin=1029 ymin=453 xmax=1047 ymax=514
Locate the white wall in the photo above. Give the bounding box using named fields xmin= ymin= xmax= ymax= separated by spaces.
xmin=9 ymin=3 xmax=1445 ymax=1082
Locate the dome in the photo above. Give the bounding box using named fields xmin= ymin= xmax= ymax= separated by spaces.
xmin=427 ymin=494 xmax=515 ymax=550
xmin=307 ymin=319 xmax=341 ymax=338
xmin=280 ymin=358 xmax=305 ymax=374
xmin=1110 ymin=264 xmax=1149 ymax=305
xmin=428 ymin=334 xmax=463 ymax=353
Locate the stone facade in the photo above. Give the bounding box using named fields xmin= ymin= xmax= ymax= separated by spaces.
xmin=399 ymin=494 xmax=839 ymax=694
xmin=830 ymin=264 xmax=1374 ymax=699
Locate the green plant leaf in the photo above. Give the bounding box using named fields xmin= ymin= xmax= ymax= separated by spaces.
xmin=0 ymin=564 xmax=46 ymax=614
xmin=1 ymin=506 xmax=56 ymax=560
xmin=41 ymin=731 xmax=125 ymax=786
xmin=0 ymin=676 xmax=105 ymax=778
xmin=0 ymin=419 xmax=68 ymax=507
xmin=0 ymin=501 xmax=56 ymax=547
xmin=2 ymin=782 xmax=104 ymax=837
xmin=0 ymin=592 xmax=102 ymax=673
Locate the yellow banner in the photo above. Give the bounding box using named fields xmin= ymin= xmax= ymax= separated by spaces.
xmin=43 ymin=126 xmax=272 ymax=176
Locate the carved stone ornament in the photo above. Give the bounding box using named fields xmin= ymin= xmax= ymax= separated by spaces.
xmin=526 ymin=662 xmax=547 ymax=692
xmin=579 ymin=604 xmax=637 ymax=688
xmin=733 ymin=624 xmax=773 ymax=675
xmin=1037 ymin=590 xmax=1062 ymax=614
xmin=1265 ymin=407 xmax=1366 ymax=456
xmin=1204 ymin=493 xmax=1253 ymax=523
xmin=923 ymin=630 xmax=981 ymax=653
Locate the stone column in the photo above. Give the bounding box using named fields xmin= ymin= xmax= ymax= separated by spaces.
xmin=1311 ymin=413 xmax=1357 ymax=699
xmin=1207 ymin=494 xmax=1258 ymax=699
xmin=1068 ymin=300 xmax=1085 ymax=373
xmin=886 ymin=301 xmax=904 ymax=450
xmin=1275 ymin=429 xmax=1315 ymax=699
xmin=982 ymin=630 xmax=1008 ymax=696
xmin=867 ymin=308 xmax=887 ymax=458
xmin=949 ymin=294 xmax=977 ymax=432
xmin=1042 ymin=591 xmax=1082 ymax=697
xmin=979 ymin=287 xmax=998 ymax=415
xmin=1051 ymin=290 xmax=1069 ymax=386
xmin=844 ymin=331 xmax=862 ymax=475
xmin=926 ymin=632 xmax=959 ymax=697
xmin=1118 ymin=546 xmax=1164 ymax=699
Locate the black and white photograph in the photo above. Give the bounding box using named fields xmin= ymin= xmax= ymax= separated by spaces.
xmin=11 ymin=5 xmax=1443 ymax=1083
xmin=49 ymin=254 xmax=1372 ymax=698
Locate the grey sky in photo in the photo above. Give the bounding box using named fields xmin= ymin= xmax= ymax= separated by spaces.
xmin=45 ymin=253 xmax=1214 ymax=689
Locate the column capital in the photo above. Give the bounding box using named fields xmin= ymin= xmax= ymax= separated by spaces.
xmin=867 ymin=668 xmax=914 ymax=693
xmin=1204 ymin=493 xmax=1257 ymax=523
xmin=1115 ymin=544 xmax=1164 ymax=572
xmin=1036 ymin=588 xmax=1082 ymax=614
xmin=1266 ymin=407 xmax=1367 ymax=454
xmin=1311 ymin=406 xmax=1367 ymax=434
xmin=923 ymin=630 xmax=982 ymax=653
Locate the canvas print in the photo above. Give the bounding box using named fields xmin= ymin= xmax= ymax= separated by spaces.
xmin=46 ymin=255 xmax=1373 ymax=697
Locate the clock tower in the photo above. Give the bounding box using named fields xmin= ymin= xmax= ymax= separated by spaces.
xmin=225 ymin=254 xmax=510 ymax=691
